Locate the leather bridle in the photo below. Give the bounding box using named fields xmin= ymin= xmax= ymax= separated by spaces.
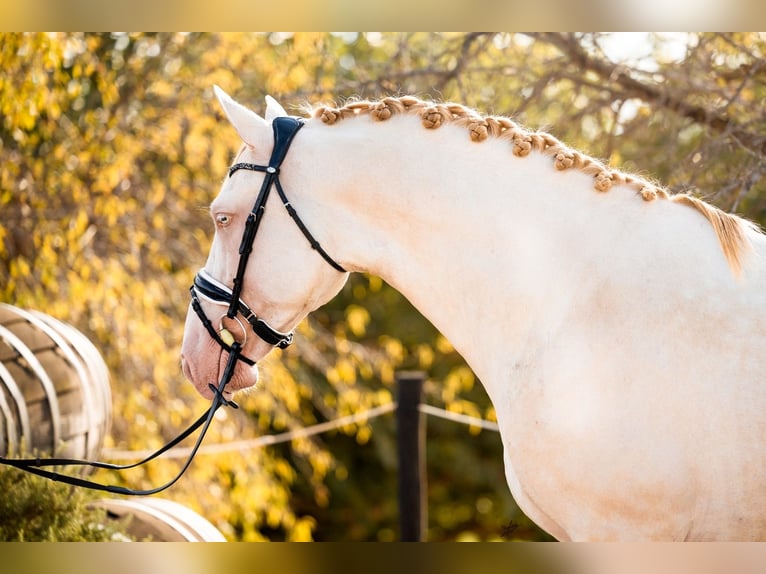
xmin=190 ymin=115 xmax=345 ymax=364
xmin=0 ymin=115 xmax=345 ymax=495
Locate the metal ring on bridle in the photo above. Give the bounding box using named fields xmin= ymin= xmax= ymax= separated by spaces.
xmin=218 ymin=313 xmax=247 ymax=348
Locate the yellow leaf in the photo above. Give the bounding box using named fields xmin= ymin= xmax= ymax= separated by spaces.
xmin=345 ymin=304 xmax=370 ymax=337
xmin=288 ymin=517 xmax=316 ymax=542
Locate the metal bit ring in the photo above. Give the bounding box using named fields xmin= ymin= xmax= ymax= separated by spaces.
xmin=218 ymin=314 xmax=248 ymax=348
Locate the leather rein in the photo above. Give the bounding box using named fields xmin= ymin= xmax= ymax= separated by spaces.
xmin=0 ymin=115 xmax=345 ymax=494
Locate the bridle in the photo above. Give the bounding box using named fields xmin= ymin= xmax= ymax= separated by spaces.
xmin=190 ymin=115 xmax=345 ymax=363
xmin=0 ymin=115 xmax=345 ymax=495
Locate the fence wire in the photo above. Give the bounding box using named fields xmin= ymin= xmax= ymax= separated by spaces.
xmin=102 ymin=401 xmax=498 ymax=461
xmin=418 ymin=404 xmax=500 ymax=432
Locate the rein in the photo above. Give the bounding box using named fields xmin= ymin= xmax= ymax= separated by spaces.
xmin=0 ymin=343 xmax=241 ymax=495
xmin=0 ymin=115 xmax=344 ymax=495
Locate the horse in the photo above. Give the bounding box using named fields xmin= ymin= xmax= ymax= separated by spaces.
xmin=181 ymin=86 xmax=766 ymax=541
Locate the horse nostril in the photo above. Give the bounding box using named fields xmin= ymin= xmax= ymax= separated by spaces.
xmin=180 ymin=356 xmax=194 ymax=384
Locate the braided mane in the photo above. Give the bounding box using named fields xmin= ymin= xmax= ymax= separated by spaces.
xmin=311 ymin=96 xmax=753 ymax=275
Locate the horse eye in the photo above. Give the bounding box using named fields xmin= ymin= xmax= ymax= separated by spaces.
xmin=215 ymin=214 xmax=232 ymax=227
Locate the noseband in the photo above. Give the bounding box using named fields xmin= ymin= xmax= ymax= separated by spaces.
xmin=0 ymin=115 xmax=345 ymax=495
xmin=190 ymin=115 xmax=346 ymax=364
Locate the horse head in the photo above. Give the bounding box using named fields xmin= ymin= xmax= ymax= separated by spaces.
xmin=181 ymin=86 xmax=349 ymax=399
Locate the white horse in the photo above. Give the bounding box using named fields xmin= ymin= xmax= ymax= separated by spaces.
xmin=181 ymin=86 xmax=766 ymax=541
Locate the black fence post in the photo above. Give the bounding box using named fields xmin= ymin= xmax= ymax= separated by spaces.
xmin=396 ymin=370 xmax=427 ymax=541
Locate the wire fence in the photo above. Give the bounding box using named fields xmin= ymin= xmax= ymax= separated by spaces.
xmin=418 ymin=403 xmax=500 ymax=432
xmin=100 ymin=374 xmax=489 ymax=542
xmin=102 ymin=401 xmax=499 ymax=461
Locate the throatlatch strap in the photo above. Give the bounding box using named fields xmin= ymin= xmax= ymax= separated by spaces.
xmin=273 ymin=178 xmax=347 ymax=273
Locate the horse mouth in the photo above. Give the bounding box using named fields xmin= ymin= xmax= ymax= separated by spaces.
xmin=181 ymin=352 xmax=259 ymax=400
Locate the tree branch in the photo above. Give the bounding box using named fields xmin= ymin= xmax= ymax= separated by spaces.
xmin=527 ymin=32 xmax=766 ymax=157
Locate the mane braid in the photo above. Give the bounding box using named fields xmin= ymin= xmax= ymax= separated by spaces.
xmin=311 ymin=96 xmax=754 ymax=275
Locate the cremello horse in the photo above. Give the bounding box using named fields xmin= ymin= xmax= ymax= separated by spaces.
xmin=181 ymin=87 xmax=766 ymax=541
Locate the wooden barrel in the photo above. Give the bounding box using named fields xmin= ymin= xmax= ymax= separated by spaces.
xmin=93 ymin=498 xmax=227 ymax=541
xmin=0 ymin=303 xmax=112 ymax=460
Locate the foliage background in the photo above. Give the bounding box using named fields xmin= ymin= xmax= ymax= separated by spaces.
xmin=2 ymin=32 xmax=765 ymax=541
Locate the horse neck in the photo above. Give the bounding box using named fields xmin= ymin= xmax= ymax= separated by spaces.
xmin=298 ymin=116 xmax=604 ymax=391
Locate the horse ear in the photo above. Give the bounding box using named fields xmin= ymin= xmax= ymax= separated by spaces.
xmin=213 ymin=84 xmax=268 ymax=148
xmin=265 ymin=95 xmax=288 ymax=121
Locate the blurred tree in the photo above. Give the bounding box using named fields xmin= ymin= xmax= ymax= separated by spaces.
xmin=1 ymin=32 xmax=764 ymax=541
